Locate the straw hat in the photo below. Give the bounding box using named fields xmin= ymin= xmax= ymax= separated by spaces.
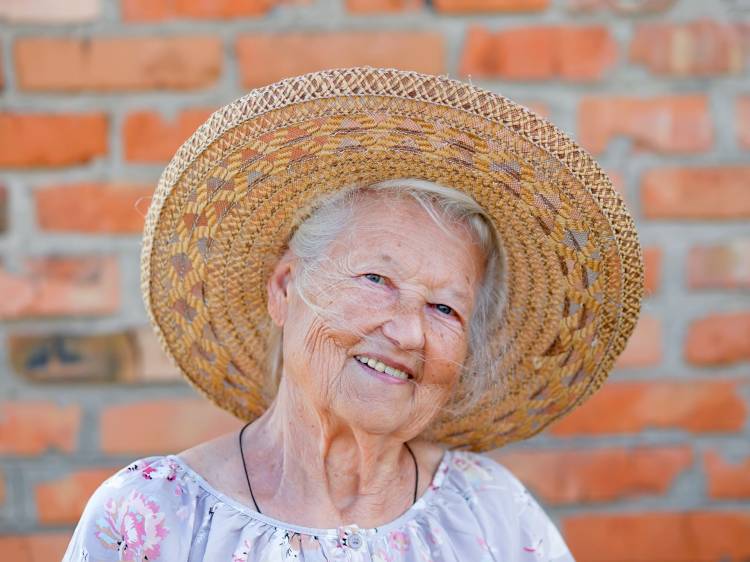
xmin=141 ymin=67 xmax=643 ymax=452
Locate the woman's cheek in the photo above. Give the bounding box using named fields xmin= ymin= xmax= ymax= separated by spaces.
xmin=428 ymin=326 xmax=468 ymax=382
xmin=335 ymin=287 xmax=394 ymax=328
xmin=429 ymin=317 xmax=468 ymax=351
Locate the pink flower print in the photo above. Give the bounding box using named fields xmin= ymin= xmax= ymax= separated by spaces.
xmin=523 ymin=536 xmax=545 ymax=559
xmin=285 ymin=532 xmax=321 ymax=556
xmin=298 ymin=534 xmax=321 ymax=551
xmin=388 ymin=530 xmax=410 ymax=552
xmin=232 ymin=538 xmax=253 ymax=562
xmin=175 ymin=504 xmax=191 ymax=521
xmin=288 ymin=533 xmax=303 ymax=554
xmin=94 ymin=489 xmax=168 ymax=561
xmin=141 ymin=465 xmax=158 ymax=480
xmin=452 ymin=454 xmax=492 ymax=485
xmin=429 ymin=462 xmax=449 ymax=491
xmin=140 ymin=459 xmax=178 ymax=482
xmin=427 ymin=527 xmax=444 ymax=547
xmin=138 ymin=459 xmax=188 ymax=498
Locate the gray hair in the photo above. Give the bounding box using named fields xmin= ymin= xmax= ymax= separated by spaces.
xmin=265 ymin=178 xmax=507 ymax=416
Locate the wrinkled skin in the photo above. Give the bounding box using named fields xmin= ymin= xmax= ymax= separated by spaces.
xmin=276 ymin=192 xmax=484 ymax=442
xmin=180 ymin=192 xmax=486 ymax=529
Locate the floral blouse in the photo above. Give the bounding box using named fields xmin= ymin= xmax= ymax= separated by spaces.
xmin=62 ymin=449 xmax=575 ymax=561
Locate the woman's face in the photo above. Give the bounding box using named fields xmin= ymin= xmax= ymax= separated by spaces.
xmin=269 ymin=193 xmax=485 ymax=439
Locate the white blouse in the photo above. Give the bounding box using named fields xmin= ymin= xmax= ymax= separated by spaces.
xmin=63 ymin=448 xmax=575 ymax=561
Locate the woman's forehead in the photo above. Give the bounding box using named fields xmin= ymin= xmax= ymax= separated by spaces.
xmin=341 ymin=206 xmax=470 ymax=253
xmin=333 ymin=211 xmax=482 ymax=290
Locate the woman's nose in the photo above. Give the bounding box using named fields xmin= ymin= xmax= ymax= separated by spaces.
xmin=381 ymin=305 xmax=426 ymax=351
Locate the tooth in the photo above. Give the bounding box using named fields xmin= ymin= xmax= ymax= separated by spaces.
xmin=386 ymin=367 xmax=402 ymax=379
xmin=357 ymin=355 xmax=409 ymax=379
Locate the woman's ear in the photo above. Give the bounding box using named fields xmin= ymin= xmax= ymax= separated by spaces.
xmin=267 ymin=249 xmax=295 ymax=327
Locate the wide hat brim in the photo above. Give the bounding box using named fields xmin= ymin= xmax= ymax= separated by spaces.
xmin=141 ymin=66 xmax=643 ymax=452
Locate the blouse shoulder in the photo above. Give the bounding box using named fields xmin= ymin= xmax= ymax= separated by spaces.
xmin=448 ymin=450 xmax=576 ymax=562
xmin=61 ymin=455 xmax=198 ymax=562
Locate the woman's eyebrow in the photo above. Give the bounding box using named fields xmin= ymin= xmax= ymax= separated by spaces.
xmin=374 ymin=254 xmax=472 ymax=301
xmin=446 ymin=288 xmax=470 ymax=302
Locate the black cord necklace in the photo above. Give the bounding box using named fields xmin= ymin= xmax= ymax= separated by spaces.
xmin=238 ymin=421 xmax=419 ymax=514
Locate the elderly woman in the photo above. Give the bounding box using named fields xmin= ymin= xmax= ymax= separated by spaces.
xmin=63 ymin=68 xmax=642 ymax=562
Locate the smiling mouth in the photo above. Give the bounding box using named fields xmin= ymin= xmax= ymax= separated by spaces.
xmin=354 ymin=355 xmax=413 ymax=381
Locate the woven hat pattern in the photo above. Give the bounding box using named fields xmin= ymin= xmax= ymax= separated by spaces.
xmin=141 ymin=67 xmax=643 ymax=452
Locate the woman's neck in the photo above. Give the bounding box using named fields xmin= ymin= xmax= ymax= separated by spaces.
xmin=241 ymin=378 xmax=418 ymax=528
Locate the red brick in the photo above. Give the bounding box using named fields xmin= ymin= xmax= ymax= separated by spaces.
xmin=567 ymin=0 xmax=675 ymax=12
xmin=493 ymin=446 xmax=691 ymax=504
xmin=551 ymin=380 xmax=746 ymax=435
xmin=460 ymin=25 xmax=616 ymax=81
xmin=9 ymin=332 xmax=137 ymax=383
xmin=642 ymin=166 xmax=750 ymax=219
xmin=35 ymin=183 xmax=152 ymax=233
xmin=0 ymin=113 xmax=107 ymax=168
xmin=346 ymin=0 xmax=422 ymax=12
xmin=100 ymin=399 xmax=240 ymax=454
xmin=9 ymin=329 xmax=181 ymax=384
xmin=564 ymin=512 xmax=750 ymax=562
xmin=685 ymin=312 xmax=750 ymax=366
xmin=123 ymin=109 xmax=213 ymax=163
xmin=738 ymin=96 xmax=750 ymax=149
xmin=578 ymin=95 xmax=713 ymax=154
xmin=35 ymin=467 xmax=115 ymax=525
xmin=0 ymin=533 xmax=71 ymax=562
xmin=15 ymin=37 xmax=221 ymax=92
xmin=132 ymin=327 xmax=182 ymax=382
xmin=0 ymin=256 xmax=119 ymax=319
xmin=704 ymin=451 xmax=750 ymax=500
xmin=236 ymin=32 xmax=444 ymax=89
xmin=0 ymin=0 xmax=100 ymax=22
xmin=122 ymin=0 xmax=281 ymax=20
xmin=688 ymin=240 xmax=750 ymax=289
xmin=631 ymin=20 xmax=747 ymax=77
xmin=434 ymin=0 xmax=548 ymax=12
xmin=615 ymin=314 xmax=661 ymax=369
xmin=0 ymin=401 xmax=80 ymax=455
xmin=643 ymin=246 xmax=662 ymax=295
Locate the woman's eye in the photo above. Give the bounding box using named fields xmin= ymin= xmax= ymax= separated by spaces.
xmin=434 ymin=303 xmax=455 ymax=316
xmin=363 ymin=273 xmax=386 ymax=285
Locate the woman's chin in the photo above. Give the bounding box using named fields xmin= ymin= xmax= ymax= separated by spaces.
xmin=334 ymin=405 xmax=411 ymax=436
xmin=330 ymin=376 xmax=415 ymax=432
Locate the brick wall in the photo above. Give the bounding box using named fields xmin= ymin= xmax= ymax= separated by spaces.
xmin=1 ymin=0 xmax=749 ymax=560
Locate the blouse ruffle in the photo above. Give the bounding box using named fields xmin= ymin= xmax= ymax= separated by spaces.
xmin=62 ymin=449 xmax=574 ymax=561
